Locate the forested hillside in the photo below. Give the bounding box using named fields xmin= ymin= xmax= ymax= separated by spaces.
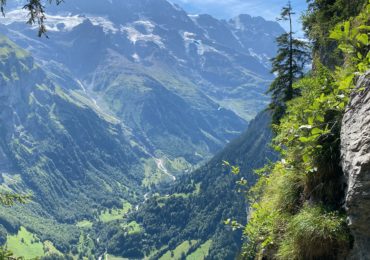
xmin=0 ymin=35 xmax=147 ymax=253
xmin=97 ymin=112 xmax=275 ymax=259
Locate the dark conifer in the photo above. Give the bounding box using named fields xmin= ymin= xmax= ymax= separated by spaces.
xmin=268 ymin=1 xmax=310 ymax=124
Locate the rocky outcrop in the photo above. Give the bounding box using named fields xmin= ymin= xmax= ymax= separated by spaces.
xmin=341 ymin=71 xmax=370 ymax=259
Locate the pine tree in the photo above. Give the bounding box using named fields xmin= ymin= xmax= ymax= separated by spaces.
xmin=268 ymin=1 xmax=310 ymax=124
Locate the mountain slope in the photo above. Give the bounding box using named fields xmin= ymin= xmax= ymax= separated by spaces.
xmin=0 ymin=0 xmax=283 ymax=173
xmin=0 ymin=36 xmax=148 ymax=251
xmin=96 ymin=112 xmax=276 ymax=259
xmin=0 ymin=1 xmax=285 ymax=257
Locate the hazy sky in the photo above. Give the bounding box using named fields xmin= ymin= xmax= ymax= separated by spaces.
xmin=170 ymin=0 xmax=308 ymax=34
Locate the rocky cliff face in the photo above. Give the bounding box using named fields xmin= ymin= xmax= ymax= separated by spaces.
xmin=341 ymin=71 xmax=370 ymax=259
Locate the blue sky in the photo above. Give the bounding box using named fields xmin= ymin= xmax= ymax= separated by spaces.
xmin=170 ymin=0 xmax=307 ymax=34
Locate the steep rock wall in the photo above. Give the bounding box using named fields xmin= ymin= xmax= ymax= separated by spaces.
xmin=341 ymin=71 xmax=370 ymax=259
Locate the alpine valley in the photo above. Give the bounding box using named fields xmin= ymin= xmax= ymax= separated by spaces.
xmin=0 ymin=0 xmax=282 ymax=258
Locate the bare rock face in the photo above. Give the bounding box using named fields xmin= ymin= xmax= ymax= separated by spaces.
xmin=341 ymin=71 xmax=370 ymax=259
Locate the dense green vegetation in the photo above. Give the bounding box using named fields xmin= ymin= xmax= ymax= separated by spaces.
xmin=243 ymin=1 xmax=370 ymax=258
xmin=303 ymin=0 xmax=367 ymax=67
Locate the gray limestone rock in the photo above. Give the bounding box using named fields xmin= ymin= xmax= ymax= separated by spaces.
xmin=341 ymin=71 xmax=370 ymax=259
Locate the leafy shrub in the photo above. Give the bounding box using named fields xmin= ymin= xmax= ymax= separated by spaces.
xmin=243 ymin=2 xmax=370 ymax=258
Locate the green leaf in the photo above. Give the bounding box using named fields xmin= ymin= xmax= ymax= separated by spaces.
xmin=338 ymin=102 xmax=346 ymax=110
xmin=358 ymin=25 xmax=370 ymax=30
xmin=316 ymin=114 xmax=325 ymax=122
xmin=299 ymin=137 xmax=310 ymax=143
xmin=311 ymin=128 xmax=323 ymax=135
xmin=302 ymin=153 xmax=310 ymax=163
xmin=231 ymin=166 xmax=240 ymax=175
xmin=338 ymin=74 xmax=354 ymax=90
xmin=357 ymin=33 xmax=369 ymax=45
xmin=344 ymin=21 xmax=350 ymax=35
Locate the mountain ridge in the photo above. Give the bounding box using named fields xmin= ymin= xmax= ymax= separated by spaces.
xmin=0 ymin=0 xmax=283 ymax=167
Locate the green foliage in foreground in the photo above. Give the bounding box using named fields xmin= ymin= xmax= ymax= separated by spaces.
xmin=243 ymin=3 xmax=370 ymax=259
xmin=303 ymin=0 xmax=367 ymax=67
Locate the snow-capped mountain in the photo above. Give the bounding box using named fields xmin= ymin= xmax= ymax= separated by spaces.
xmin=0 ymin=0 xmax=284 ymax=178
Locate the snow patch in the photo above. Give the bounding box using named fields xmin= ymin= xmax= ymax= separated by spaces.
xmin=122 ymin=21 xmax=164 ymax=48
xmin=133 ymin=20 xmax=155 ymax=33
xmin=182 ymin=31 xmax=196 ymax=51
xmin=248 ymin=48 xmax=270 ymax=67
xmin=188 ymin=14 xmax=199 ymax=21
xmin=0 ymin=10 xmax=85 ymax=31
xmin=181 ymin=31 xmax=219 ymax=55
xmin=169 ymin=2 xmax=183 ymax=12
xmin=196 ymin=42 xmax=219 ymax=55
xmin=132 ymin=53 xmax=140 ymax=62
xmin=0 ymin=10 xmax=118 ymax=34
xmin=88 ymin=16 xmax=118 ymax=34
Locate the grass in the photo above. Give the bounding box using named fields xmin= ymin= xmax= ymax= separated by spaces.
xmin=187 ymin=240 xmax=212 ymax=260
xmin=159 ymin=240 xmax=197 ymax=260
xmin=43 ymin=240 xmax=63 ymax=256
xmin=120 ymin=221 xmax=142 ymax=235
xmin=99 ymin=202 xmax=132 ymax=223
xmin=144 ymin=245 xmax=167 ymax=259
xmin=106 ymin=255 xmax=128 ymax=260
xmin=0 ymin=203 xmax=80 ymax=253
xmin=278 ymin=205 xmax=349 ymax=259
xmin=7 ymin=226 xmax=44 ymax=259
xmin=76 ymin=220 xmax=93 ymax=229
